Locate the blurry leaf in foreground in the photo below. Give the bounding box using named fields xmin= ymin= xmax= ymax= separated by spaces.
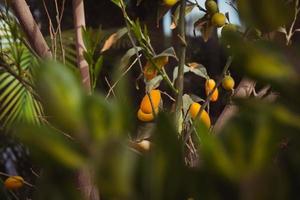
xmin=246 ymin=50 xmax=294 ymax=81
xmin=15 ymin=124 xmax=85 ymax=169
xmin=237 ymin=0 xmax=293 ymax=31
xmin=35 ymin=61 xmax=85 ymax=134
xmin=83 ymin=93 xmax=113 ymax=142
xmin=135 ymin=113 xmax=190 ymax=200
xmin=225 ymin=35 xmax=296 ymax=83
xmin=95 ymin=139 xmax=138 ymax=199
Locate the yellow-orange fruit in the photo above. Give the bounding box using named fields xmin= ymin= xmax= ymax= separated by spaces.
xmin=4 ymin=176 xmax=24 ymax=190
xmin=189 ymin=102 xmax=211 ymax=128
xmin=205 ymin=79 xmax=216 ymax=90
xmin=163 ymin=0 xmax=179 ymax=7
xmin=143 ymin=56 xmax=169 ymax=81
xmin=211 ymin=13 xmax=226 ymax=28
xmin=137 ymin=108 xmax=158 ymax=122
xmin=205 ymin=79 xmax=218 ymax=102
xmin=210 ymin=89 xmax=218 ymax=102
xmin=140 ymin=90 xmax=161 ymax=114
xmin=222 ymin=75 xmax=235 ymax=90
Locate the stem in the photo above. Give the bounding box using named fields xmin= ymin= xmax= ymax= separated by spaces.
xmin=73 ymin=0 xmax=91 ymax=94
xmin=286 ymin=0 xmax=299 ymax=45
xmin=175 ymin=0 xmax=187 ymax=124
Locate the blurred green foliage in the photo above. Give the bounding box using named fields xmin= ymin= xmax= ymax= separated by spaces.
xmin=1 ymin=0 xmax=300 ymax=200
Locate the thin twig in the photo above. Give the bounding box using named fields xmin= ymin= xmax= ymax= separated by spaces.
xmin=161 ymin=90 xmax=176 ymax=102
xmin=105 ymin=54 xmax=142 ymax=99
xmin=42 ymin=0 xmax=55 ymax=58
xmin=105 ymin=77 xmax=116 ymax=98
xmin=285 ymin=0 xmax=299 ymax=45
xmin=55 ymin=0 xmax=66 ymax=63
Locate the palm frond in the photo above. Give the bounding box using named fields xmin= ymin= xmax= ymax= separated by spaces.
xmin=0 ymin=8 xmax=43 ymax=131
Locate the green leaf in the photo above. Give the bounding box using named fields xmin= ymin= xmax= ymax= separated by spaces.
xmin=145 ymin=75 xmax=163 ymax=92
xmin=119 ymin=47 xmax=143 ymax=70
xmin=16 ymin=124 xmax=85 ymax=168
xmin=36 ymin=61 xmax=84 ymax=134
xmin=154 ymin=47 xmax=178 ymax=60
xmin=171 ymin=4 xmax=196 ymax=29
xmin=182 ymin=94 xmax=194 ymax=121
xmin=111 ymin=0 xmax=122 ymax=8
xmin=83 ymin=51 xmax=93 ymax=66
xmin=172 ymin=65 xmax=190 ymax=83
xmin=101 ymin=27 xmax=128 ymax=53
xmin=189 ymin=62 xmax=209 ymax=79
xmin=93 ymin=55 xmax=104 ymax=88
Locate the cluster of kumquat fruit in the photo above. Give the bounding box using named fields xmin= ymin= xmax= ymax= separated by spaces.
xmin=137 ymin=71 xmax=235 ymax=128
xmin=205 ymin=0 xmax=238 ymax=35
xmin=205 ymin=74 xmax=235 ymax=102
xmin=136 ymin=0 xmax=237 ymax=130
xmin=187 ymin=75 xmax=235 ymax=128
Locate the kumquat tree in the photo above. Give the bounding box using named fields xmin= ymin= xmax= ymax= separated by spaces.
xmin=0 ymin=0 xmax=300 ymax=199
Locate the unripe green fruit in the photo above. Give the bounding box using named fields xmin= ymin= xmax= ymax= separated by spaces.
xmin=205 ymin=0 xmax=218 ymax=14
xmin=211 ymin=13 xmax=226 ymax=28
xmin=221 ymin=24 xmax=238 ymax=36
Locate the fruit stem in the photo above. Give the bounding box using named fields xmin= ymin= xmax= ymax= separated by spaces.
xmin=175 ymin=0 xmax=187 ymax=130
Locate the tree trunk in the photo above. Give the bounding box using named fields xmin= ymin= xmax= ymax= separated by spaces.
xmin=73 ymin=0 xmax=91 ymax=93
xmin=73 ymin=1 xmax=99 ymax=199
xmin=10 ymin=0 xmax=52 ymax=58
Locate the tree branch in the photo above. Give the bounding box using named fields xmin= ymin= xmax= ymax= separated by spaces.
xmin=175 ymin=0 xmax=187 ymax=123
xmin=73 ymin=0 xmax=91 ymax=93
xmin=10 ymin=0 xmax=52 ymax=59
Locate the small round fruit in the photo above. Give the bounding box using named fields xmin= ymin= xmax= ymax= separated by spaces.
xmin=137 ymin=108 xmax=158 ymax=122
xmin=211 ymin=13 xmax=226 ymax=28
xmin=221 ymin=24 xmax=238 ymax=36
xmin=189 ymin=102 xmax=211 ymax=128
xmin=4 ymin=176 xmax=24 ymax=190
xmin=205 ymin=0 xmax=218 ymax=14
xmin=205 ymin=79 xmax=218 ymax=102
xmin=140 ymin=90 xmax=161 ymax=114
xmin=163 ymin=0 xmax=179 ymax=7
xmin=210 ymin=89 xmax=219 ymax=102
xmin=222 ymin=75 xmax=235 ymax=90
xmin=137 ymin=140 xmax=151 ymax=151
xmin=205 ymin=79 xmax=216 ymax=91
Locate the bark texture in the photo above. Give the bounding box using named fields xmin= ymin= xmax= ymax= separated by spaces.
xmin=11 ymin=0 xmax=52 ymax=58
xmin=73 ymin=0 xmax=91 ymax=93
